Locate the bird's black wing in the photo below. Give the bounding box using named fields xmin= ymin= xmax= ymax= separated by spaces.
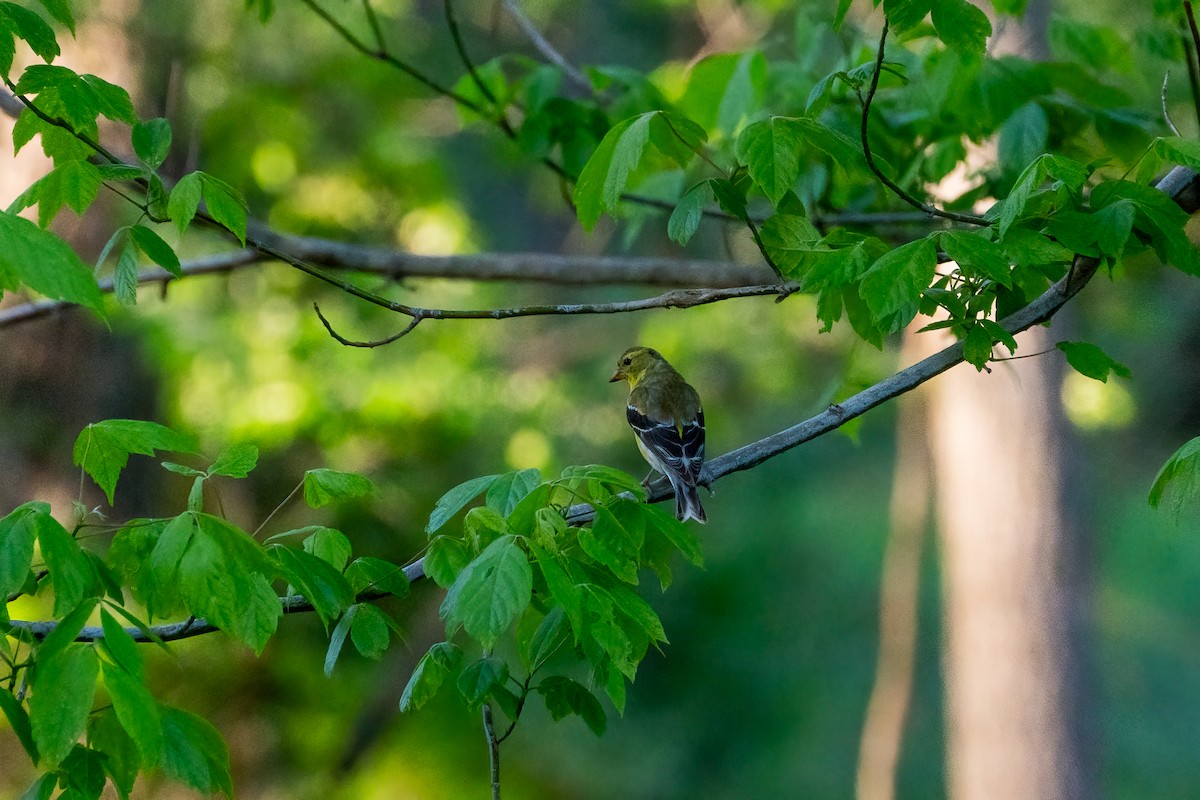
xmin=627 ymin=405 xmax=705 ymax=486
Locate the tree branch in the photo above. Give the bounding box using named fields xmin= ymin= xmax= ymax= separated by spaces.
xmin=499 ymin=0 xmax=593 ymax=96
xmin=6 ymin=561 xmax=427 ymax=643
xmin=858 ymin=23 xmax=989 ymax=227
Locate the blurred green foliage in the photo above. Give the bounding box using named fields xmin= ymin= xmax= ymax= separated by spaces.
xmin=4 ymin=0 xmax=1200 ymax=797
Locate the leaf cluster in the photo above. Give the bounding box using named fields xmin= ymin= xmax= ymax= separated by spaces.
xmin=3 ymin=420 xmax=399 ymax=799
xmin=402 ymin=466 xmax=702 ymax=737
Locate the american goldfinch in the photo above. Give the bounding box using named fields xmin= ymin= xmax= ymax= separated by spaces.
xmin=609 ymin=346 xmax=707 ymax=523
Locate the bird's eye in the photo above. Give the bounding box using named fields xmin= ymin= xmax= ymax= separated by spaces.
xmin=622 ymin=357 xmax=632 ymax=366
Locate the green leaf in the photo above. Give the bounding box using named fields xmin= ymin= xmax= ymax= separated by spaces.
xmin=939 ymin=230 xmax=1012 ymax=286
xmin=399 ymin=641 xmax=463 ymax=712
xmin=644 ymin=504 xmax=703 ymax=567
xmin=440 ymin=535 xmax=533 ymax=649
xmin=167 ymin=513 xmax=279 ymax=653
xmin=99 ymin=609 xmax=142 ymax=677
xmin=159 ymin=705 xmax=233 ymax=798
xmin=100 ymin=659 xmax=163 ymax=767
xmin=38 ymin=598 xmax=98 ymax=666
xmin=538 ymin=676 xmax=607 ymax=735
xmin=21 ymin=158 xmax=103 ymax=226
xmin=346 ymin=556 xmax=410 ymax=597
xmin=736 ymin=116 xmax=803 ymax=206
xmin=33 ymin=0 xmax=73 ymax=34
xmin=73 ymin=420 xmax=197 ymax=505
xmin=526 ymin=606 xmax=570 ymax=670
xmin=465 ymin=506 xmax=509 ymax=551
xmin=17 ymin=774 xmax=55 ymax=800
xmin=323 ymin=605 xmax=356 ymax=676
xmin=678 ymin=51 xmax=766 ymax=136
xmin=1091 ymin=179 xmax=1200 ymax=275
xmin=529 ymin=540 xmax=584 ymax=637
xmin=131 ymin=117 xmax=172 ymax=169
xmin=0 ymin=502 xmax=39 ymax=597
xmin=86 ymin=710 xmax=138 ymax=797
xmin=198 ymin=172 xmax=248 ymax=245
xmin=884 ymin=0 xmax=932 ymax=33
xmin=997 ymin=154 xmax=1090 ymax=238
xmin=457 ymin=656 xmax=508 ymax=708
xmin=426 ymin=474 xmax=500 ymax=534
xmin=998 ymin=102 xmax=1048 ymax=178
xmin=573 ymin=113 xmax=652 ymax=230
xmin=606 ymin=583 xmax=667 ymax=644
xmin=302 ymin=527 xmax=352 ymax=572
xmin=167 ymin=172 xmax=203 ymax=237
xmin=208 ymin=442 xmax=258 ymax=477
xmin=0 ymin=687 xmax=38 ymax=762
xmin=486 ymin=468 xmax=542 ymax=517
xmin=859 ymin=237 xmax=938 ymax=334
xmin=710 ymin=174 xmax=750 ymax=218
xmin=424 ymin=535 xmax=471 ymax=587
xmin=113 ymin=240 xmax=139 ymax=306
xmin=0 ymin=210 xmax=104 ymax=315
xmin=35 ymin=511 xmax=95 ymax=616
xmin=1056 ymin=341 xmax=1131 ymax=383
xmin=1149 ymin=437 xmax=1200 ymax=515
xmin=97 ymin=163 xmax=146 ymax=182
xmin=578 ymin=507 xmax=641 ymax=584
xmin=350 ymin=603 xmax=392 ymax=660
xmin=758 ymin=213 xmax=822 ymax=279
xmin=931 ymin=0 xmax=991 ymax=55
xmin=648 ymin=111 xmax=708 ymax=169
xmin=128 ymin=225 xmax=181 ymax=277
xmin=0 ymin=20 xmax=14 ymax=77
xmin=79 ymin=74 xmax=134 ymax=124
xmin=57 ymin=745 xmax=107 ymax=799
xmin=794 ymin=117 xmax=869 ymax=174
xmin=962 ymin=323 xmax=994 ymax=369
xmin=303 ymin=468 xmax=374 ymax=508
xmin=504 ymin=483 xmax=553 ymax=536
xmin=978 ymin=319 xmax=1018 ymax=354
xmin=187 ymin=474 xmax=205 ymax=512
xmin=667 ymin=181 xmax=710 ymax=245
xmin=0 ymin=3 xmax=59 ymax=62
xmin=273 ymin=545 xmax=355 ymax=628
xmin=30 ymin=643 xmax=98 ymax=768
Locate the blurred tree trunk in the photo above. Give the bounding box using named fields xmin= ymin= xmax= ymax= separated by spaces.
xmin=932 ymin=2 xmax=1095 ymax=797
xmin=929 ymin=325 xmax=1094 ymax=800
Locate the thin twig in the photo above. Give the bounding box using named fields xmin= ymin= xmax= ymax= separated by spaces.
xmin=499 ymin=0 xmax=593 ymax=95
xmin=444 ymin=0 xmax=518 ymax=136
xmin=253 ymin=480 xmax=304 ymax=537
xmin=298 ymin=0 xmax=483 ymax=112
xmin=483 ymin=704 xmax=503 ymax=800
xmin=309 ymin=284 xmax=792 ymax=332
xmin=1182 ymin=5 xmax=1200 ymax=131
xmin=857 ymin=23 xmax=989 ymax=227
xmin=360 ymin=0 xmax=387 ymax=51
xmin=1163 ymin=71 xmax=1183 ymax=137
xmin=315 ymin=303 xmax=422 ymax=346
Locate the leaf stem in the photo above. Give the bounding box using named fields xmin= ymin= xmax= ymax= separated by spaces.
xmin=253 ymin=480 xmax=305 ymax=537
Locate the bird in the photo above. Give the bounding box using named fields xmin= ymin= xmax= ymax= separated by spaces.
xmin=609 ymin=346 xmax=707 ymax=523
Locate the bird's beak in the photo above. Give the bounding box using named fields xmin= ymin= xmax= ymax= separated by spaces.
xmin=609 ymin=369 xmax=624 ymax=383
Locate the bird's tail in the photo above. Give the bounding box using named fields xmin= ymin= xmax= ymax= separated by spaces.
xmin=672 ymin=479 xmax=707 ymax=524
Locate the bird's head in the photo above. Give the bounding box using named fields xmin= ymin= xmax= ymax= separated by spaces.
xmin=609 ymin=346 xmax=662 ymax=385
